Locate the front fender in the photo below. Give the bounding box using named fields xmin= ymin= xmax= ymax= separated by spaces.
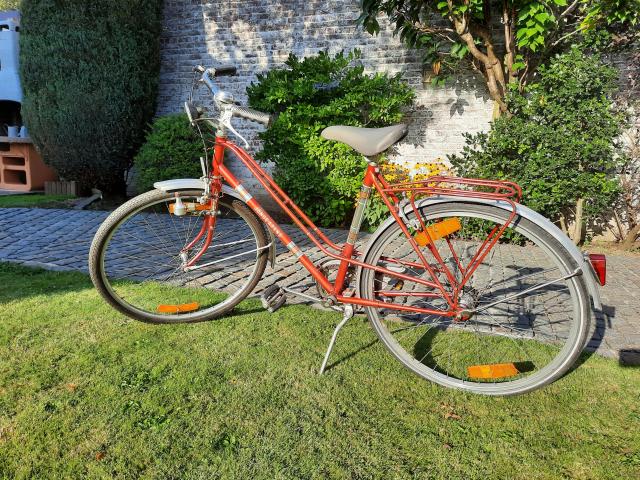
xmin=153 ymin=179 xmax=277 ymax=268
xmin=360 ymin=196 xmax=602 ymax=310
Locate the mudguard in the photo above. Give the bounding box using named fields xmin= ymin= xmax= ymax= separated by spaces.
xmin=153 ymin=179 xmax=277 ymax=268
xmin=360 ymin=196 xmax=602 ymax=310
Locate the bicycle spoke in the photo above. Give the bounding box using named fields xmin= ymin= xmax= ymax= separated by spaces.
xmin=97 ymin=193 xmax=266 ymax=321
xmin=363 ymin=204 xmax=585 ymax=393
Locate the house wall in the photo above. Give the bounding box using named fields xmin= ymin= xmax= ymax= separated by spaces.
xmin=156 ymin=1 xmax=638 ymax=245
xmin=157 ymin=0 xmax=495 ymax=208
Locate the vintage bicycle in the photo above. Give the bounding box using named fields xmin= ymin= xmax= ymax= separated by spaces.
xmin=89 ymin=65 xmax=607 ymax=396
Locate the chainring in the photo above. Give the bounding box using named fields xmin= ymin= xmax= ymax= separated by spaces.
xmin=315 ymin=259 xmax=355 ymax=300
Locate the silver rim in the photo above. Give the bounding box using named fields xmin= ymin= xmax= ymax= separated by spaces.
xmin=98 ymin=193 xmax=264 ymax=321
xmin=361 ymin=203 xmax=588 ymax=395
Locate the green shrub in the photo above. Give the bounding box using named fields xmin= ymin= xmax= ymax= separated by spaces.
xmin=20 ymin=0 xmax=163 ymax=194
xmin=247 ymin=51 xmax=414 ymax=228
xmin=0 ymin=0 xmax=21 ymax=9
xmin=133 ymin=114 xmax=212 ymax=193
xmin=449 ymin=47 xmax=624 ymax=244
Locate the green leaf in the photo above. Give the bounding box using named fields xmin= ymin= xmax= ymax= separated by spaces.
xmin=535 ymin=12 xmax=550 ymax=23
xmin=448 ymin=47 xmax=623 ymax=232
xmin=246 ymin=50 xmax=414 ymax=228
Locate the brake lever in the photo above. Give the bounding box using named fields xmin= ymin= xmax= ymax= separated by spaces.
xmin=226 ymin=121 xmax=250 ymax=148
xmin=220 ymin=108 xmax=249 ymax=148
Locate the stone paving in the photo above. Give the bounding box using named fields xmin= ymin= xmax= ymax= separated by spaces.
xmin=0 ymin=207 xmax=639 ymax=365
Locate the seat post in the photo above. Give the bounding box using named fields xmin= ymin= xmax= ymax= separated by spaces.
xmin=332 ymin=164 xmax=376 ymax=294
xmin=366 ymin=154 xmax=381 ymax=166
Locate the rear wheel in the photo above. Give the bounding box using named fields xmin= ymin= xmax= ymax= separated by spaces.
xmin=359 ymin=202 xmax=590 ymax=395
xmin=89 ymin=189 xmax=268 ymax=323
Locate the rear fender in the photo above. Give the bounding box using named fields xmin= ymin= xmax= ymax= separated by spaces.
xmin=359 ymin=196 xmax=602 ymax=310
xmin=153 ymin=179 xmax=277 ymax=268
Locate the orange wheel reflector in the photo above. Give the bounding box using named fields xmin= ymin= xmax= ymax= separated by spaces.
xmin=157 ymin=302 xmax=200 ymax=314
xmin=467 ymin=363 xmax=519 ymax=379
xmin=414 ymin=217 xmax=461 ymax=246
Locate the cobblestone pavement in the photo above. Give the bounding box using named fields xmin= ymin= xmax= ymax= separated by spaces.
xmin=1 ymin=207 xmax=639 ymax=365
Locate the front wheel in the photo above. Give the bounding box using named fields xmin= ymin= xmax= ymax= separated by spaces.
xmin=89 ymin=189 xmax=269 ymax=323
xmin=359 ymin=202 xmax=590 ymax=395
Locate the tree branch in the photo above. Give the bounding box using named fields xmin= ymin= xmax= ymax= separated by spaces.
xmin=558 ymin=0 xmax=580 ymax=22
xmin=551 ymin=26 xmax=583 ymax=47
xmin=503 ymin=1 xmax=513 ymax=71
xmin=452 ymin=16 xmax=490 ymax=63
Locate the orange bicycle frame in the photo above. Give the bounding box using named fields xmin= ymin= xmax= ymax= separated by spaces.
xmin=205 ymin=135 xmax=520 ymax=317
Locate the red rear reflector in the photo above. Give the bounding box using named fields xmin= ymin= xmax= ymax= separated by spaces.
xmin=157 ymin=302 xmax=199 ymax=314
xmin=468 ymin=363 xmax=519 ymax=379
xmin=588 ymin=254 xmax=606 ymax=286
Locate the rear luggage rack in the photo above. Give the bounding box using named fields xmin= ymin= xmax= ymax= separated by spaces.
xmin=381 ymin=175 xmax=523 ymax=203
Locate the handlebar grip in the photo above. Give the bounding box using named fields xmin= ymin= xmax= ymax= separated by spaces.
xmin=214 ymin=65 xmax=237 ymax=76
xmin=232 ymin=106 xmax=273 ymax=127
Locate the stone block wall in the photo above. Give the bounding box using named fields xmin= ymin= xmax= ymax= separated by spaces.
xmin=157 ymin=0 xmax=495 ymax=208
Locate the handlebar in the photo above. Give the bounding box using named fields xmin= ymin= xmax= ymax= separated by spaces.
xmin=230 ymin=105 xmax=273 ymax=127
xmin=197 ymin=65 xmax=274 ymax=127
xmin=201 ymin=68 xmax=221 ymax=96
xmin=196 ymin=65 xmax=273 ymax=127
xmin=213 ymin=65 xmax=237 ymax=76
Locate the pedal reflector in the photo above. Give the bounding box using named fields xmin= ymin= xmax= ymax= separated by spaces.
xmin=467 ymin=363 xmax=519 ymax=379
xmin=157 ymin=302 xmax=200 ymax=314
xmin=415 ymin=218 xmax=461 ymax=246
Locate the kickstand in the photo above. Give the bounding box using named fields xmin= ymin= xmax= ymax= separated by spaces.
xmin=319 ymin=304 xmax=354 ymax=375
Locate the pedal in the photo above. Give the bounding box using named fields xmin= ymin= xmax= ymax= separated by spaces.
xmin=260 ymin=284 xmax=286 ymax=313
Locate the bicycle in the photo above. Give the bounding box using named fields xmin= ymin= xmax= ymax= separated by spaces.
xmin=89 ymin=64 xmax=607 ymax=396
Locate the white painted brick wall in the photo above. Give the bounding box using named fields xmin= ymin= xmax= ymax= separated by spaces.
xmin=157 ymin=0 xmax=495 ymax=209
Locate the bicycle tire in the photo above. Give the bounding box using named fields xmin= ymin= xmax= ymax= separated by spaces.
xmin=359 ymin=202 xmax=590 ymax=395
xmin=89 ymin=189 xmax=269 ymax=324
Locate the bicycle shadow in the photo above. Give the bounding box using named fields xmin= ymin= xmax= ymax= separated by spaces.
xmin=404 ymin=301 xmax=621 ymax=379
xmin=0 ymin=261 xmax=268 ymax=321
xmin=321 ymin=336 xmax=379 ymax=373
xmin=0 ymin=261 xmax=95 ymax=304
xmin=559 ymin=303 xmax=617 ymax=373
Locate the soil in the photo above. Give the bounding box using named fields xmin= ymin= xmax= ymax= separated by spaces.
xmin=583 ymin=240 xmax=640 ymax=257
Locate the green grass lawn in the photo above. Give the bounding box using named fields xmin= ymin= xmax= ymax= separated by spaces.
xmin=0 ymin=263 xmax=638 ymax=479
xmin=0 ymin=194 xmax=75 ymax=209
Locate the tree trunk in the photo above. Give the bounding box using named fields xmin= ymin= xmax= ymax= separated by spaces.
xmin=503 ymin=1 xmax=517 ymax=84
xmin=571 ymin=198 xmax=585 ymax=245
xmin=559 ymin=213 xmax=568 ymax=236
xmin=621 ymin=223 xmax=640 ymax=251
xmin=612 ymin=209 xmax=625 ymax=242
xmin=452 ymin=15 xmax=508 ymax=114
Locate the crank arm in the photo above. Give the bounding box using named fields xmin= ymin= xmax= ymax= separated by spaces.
xmin=281 ymin=287 xmax=343 ymax=312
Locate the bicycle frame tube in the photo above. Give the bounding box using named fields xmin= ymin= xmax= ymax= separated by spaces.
xmin=207 ymin=135 xmax=475 ymax=316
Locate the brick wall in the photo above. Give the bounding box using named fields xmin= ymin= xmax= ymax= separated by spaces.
xmin=157 ymin=0 xmax=495 ymax=208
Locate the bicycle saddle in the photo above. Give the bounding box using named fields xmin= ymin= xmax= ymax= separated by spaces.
xmin=321 ymin=124 xmax=408 ymax=157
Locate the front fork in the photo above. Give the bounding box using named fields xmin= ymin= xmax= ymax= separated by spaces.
xmin=177 ymin=176 xmax=223 ymax=269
